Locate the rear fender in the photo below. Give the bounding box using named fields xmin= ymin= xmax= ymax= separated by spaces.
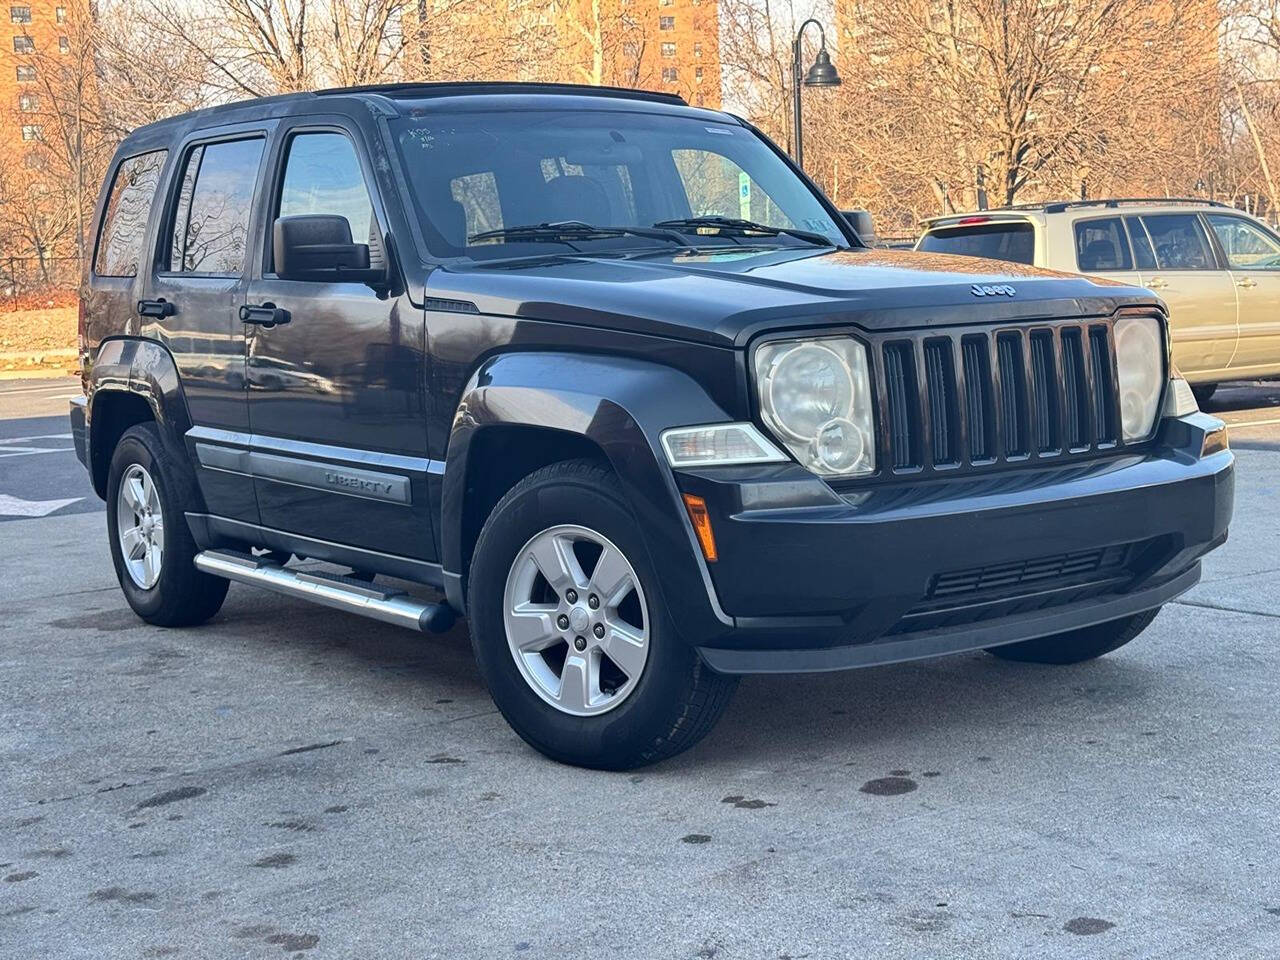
xmin=85 ymin=337 xmax=201 ymax=505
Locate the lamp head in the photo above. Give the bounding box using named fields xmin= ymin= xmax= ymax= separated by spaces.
xmin=804 ymin=47 xmax=841 ymax=87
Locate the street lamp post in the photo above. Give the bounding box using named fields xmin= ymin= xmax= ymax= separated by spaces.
xmin=792 ymin=18 xmax=841 ymax=170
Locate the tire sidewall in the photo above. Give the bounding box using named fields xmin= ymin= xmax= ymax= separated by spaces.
xmin=469 ymin=469 xmax=701 ymax=766
xmin=106 ymin=426 xmax=178 ymax=619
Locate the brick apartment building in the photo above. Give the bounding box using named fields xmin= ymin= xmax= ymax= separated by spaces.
xmin=410 ymin=0 xmax=722 ymax=108
xmin=3 ymin=0 xmax=69 ymax=153
xmin=611 ymin=0 xmax=721 ymax=108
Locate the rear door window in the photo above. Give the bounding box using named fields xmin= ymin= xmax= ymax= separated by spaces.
xmin=1138 ymin=214 xmax=1217 ymax=271
xmin=1073 ymin=217 xmax=1132 ymax=271
xmin=168 ymin=137 xmax=265 ymax=275
xmin=917 ymin=221 xmax=1035 ymax=265
xmin=94 ymin=150 xmax=167 ymax=277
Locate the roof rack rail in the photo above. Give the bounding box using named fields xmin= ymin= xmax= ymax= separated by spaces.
xmin=1038 ymin=198 xmax=1231 ymax=214
xmin=314 ymin=81 xmax=688 ymax=106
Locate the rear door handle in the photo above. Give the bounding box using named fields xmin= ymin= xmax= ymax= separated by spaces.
xmin=137 ymin=298 xmax=176 ymax=318
xmin=1236 ymin=277 xmax=1258 ymax=289
xmin=1146 ymin=277 xmax=1168 ymax=290
xmin=239 ymin=303 xmax=291 ymax=328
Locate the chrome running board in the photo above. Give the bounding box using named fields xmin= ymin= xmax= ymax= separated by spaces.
xmin=194 ymin=550 xmax=456 ymax=634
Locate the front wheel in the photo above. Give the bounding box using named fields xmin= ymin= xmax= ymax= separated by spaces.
xmin=985 ymin=608 xmax=1160 ymax=665
xmin=467 ymin=459 xmax=736 ymax=770
xmin=107 ymin=423 xmax=229 ymax=627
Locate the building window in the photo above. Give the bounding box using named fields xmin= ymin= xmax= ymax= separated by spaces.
xmin=56 ymin=5 xmax=65 ymax=22
xmin=623 ymin=42 xmax=640 ymax=57
xmin=10 ymin=6 xmax=30 ymax=23
xmin=659 ymin=0 xmax=672 ymax=5
xmin=20 ymin=124 xmax=41 ymax=141
xmin=694 ymin=42 xmax=702 ymax=57
xmin=661 ymin=67 xmax=677 ymax=82
xmin=18 ymin=92 xmax=37 ymax=111
xmin=14 ymin=34 xmax=34 ymax=52
xmin=661 ymin=42 xmax=675 ymax=57
xmin=695 ymin=67 xmax=704 ymax=81
xmin=58 ymin=35 xmax=69 ymax=52
xmin=659 ymin=15 xmax=674 ymax=29
xmin=16 ymin=64 xmax=34 ymax=81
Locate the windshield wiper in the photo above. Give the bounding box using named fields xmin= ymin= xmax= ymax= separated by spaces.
xmin=653 ymin=216 xmax=834 ymax=247
xmin=468 ymin=220 xmax=692 ymax=249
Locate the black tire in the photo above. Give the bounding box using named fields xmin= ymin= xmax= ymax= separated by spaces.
xmin=106 ymin=423 xmax=229 ymax=627
xmin=985 ymin=608 xmax=1160 ymax=665
xmin=467 ymin=459 xmax=737 ymax=770
xmin=1191 ymin=383 xmax=1217 ymax=405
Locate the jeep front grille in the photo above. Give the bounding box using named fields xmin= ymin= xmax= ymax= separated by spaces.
xmin=877 ymin=319 xmax=1129 ymax=478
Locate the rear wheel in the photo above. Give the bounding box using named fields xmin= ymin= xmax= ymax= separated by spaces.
xmin=107 ymin=423 xmax=228 ymax=627
xmin=467 ymin=459 xmax=736 ymax=769
xmin=1191 ymin=383 xmax=1217 ymax=405
xmin=985 ymin=609 xmax=1160 ymax=665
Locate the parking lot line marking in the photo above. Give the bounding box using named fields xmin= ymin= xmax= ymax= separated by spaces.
xmin=0 ymin=433 xmax=73 ymax=444
xmin=0 ymin=494 xmax=82 ymax=517
xmin=1221 ymin=416 xmax=1280 ymax=429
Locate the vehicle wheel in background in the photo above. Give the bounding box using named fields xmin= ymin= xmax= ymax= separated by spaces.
xmin=1191 ymin=383 xmax=1217 ymax=405
xmin=985 ymin=609 xmax=1160 ymax=665
xmin=467 ymin=459 xmax=737 ymax=770
xmin=107 ymin=423 xmax=229 ymax=627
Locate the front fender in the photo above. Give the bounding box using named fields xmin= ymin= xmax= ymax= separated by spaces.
xmin=443 ymin=351 xmax=737 ymax=638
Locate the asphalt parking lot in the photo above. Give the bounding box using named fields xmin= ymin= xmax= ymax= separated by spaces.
xmin=1 ymin=377 xmax=1278 ymax=959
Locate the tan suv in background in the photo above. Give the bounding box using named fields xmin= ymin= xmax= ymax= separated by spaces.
xmin=917 ymin=199 xmax=1280 ymax=403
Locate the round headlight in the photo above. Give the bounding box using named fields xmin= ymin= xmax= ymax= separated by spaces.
xmin=1114 ymin=315 xmax=1163 ymax=441
xmin=754 ymin=337 xmax=876 ymax=477
xmin=765 ymin=342 xmax=855 ymax=440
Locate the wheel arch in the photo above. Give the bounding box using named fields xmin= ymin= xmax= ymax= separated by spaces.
xmin=86 ymin=337 xmax=202 ymax=508
xmin=441 ymin=351 xmax=734 ymax=637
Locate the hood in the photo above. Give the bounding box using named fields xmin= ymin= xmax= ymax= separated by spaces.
xmin=425 ymin=246 xmax=1160 ymax=348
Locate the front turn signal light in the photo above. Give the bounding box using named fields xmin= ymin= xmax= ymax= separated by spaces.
xmin=682 ymin=494 xmax=718 ymax=563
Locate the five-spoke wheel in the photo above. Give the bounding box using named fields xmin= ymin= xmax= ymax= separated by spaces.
xmin=504 ymin=524 xmax=649 ymax=716
xmin=115 ymin=463 xmax=165 ymax=589
xmin=468 ymin=459 xmax=737 ymax=769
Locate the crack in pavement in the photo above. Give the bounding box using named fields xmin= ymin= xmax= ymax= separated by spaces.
xmin=1172 ymin=597 xmax=1280 ymax=620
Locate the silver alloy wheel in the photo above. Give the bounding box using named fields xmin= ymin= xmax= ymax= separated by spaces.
xmin=503 ymin=524 xmax=650 ymax=717
xmin=116 ymin=463 xmax=164 ymax=589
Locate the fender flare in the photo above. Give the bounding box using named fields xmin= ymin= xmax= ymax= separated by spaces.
xmin=85 ymin=337 xmax=202 ymax=503
xmin=442 ymin=351 xmax=736 ymax=636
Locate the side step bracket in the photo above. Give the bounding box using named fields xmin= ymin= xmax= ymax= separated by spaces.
xmin=194 ymin=550 xmax=456 ymax=634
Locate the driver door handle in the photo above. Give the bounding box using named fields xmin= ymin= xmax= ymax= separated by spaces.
xmin=1145 ymin=277 xmax=1168 ymax=290
xmin=137 ymin=297 xmax=176 ymax=318
xmin=1236 ymin=277 xmax=1258 ymax=289
xmin=240 ymin=303 xmax=290 ymax=328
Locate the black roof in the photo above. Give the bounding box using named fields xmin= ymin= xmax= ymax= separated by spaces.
xmin=124 ymin=82 xmax=696 ymax=145
xmin=315 ymin=81 xmax=687 ymax=106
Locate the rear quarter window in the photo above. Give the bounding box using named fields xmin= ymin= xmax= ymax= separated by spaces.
xmin=94 ymin=150 xmax=168 ymax=278
xmin=1073 ymin=217 xmax=1132 ymax=271
xmin=917 ymin=222 xmax=1035 ymax=265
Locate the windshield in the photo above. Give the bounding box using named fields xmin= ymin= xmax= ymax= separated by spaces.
xmin=390 ymin=108 xmax=848 ymax=260
xmin=917 ymin=222 xmax=1036 ymax=265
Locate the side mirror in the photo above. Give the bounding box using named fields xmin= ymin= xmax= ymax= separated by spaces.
xmin=273 ymin=215 xmax=385 ymax=284
xmin=842 ymin=209 xmax=877 ymax=245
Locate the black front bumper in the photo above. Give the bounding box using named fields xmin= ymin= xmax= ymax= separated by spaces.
xmin=673 ymin=413 xmax=1233 ymax=673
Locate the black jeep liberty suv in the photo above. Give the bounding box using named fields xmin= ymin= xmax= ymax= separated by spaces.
xmin=71 ymin=83 xmax=1234 ymax=769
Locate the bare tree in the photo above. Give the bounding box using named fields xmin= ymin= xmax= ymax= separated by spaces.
xmin=10 ymin=1 xmax=112 ymax=285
